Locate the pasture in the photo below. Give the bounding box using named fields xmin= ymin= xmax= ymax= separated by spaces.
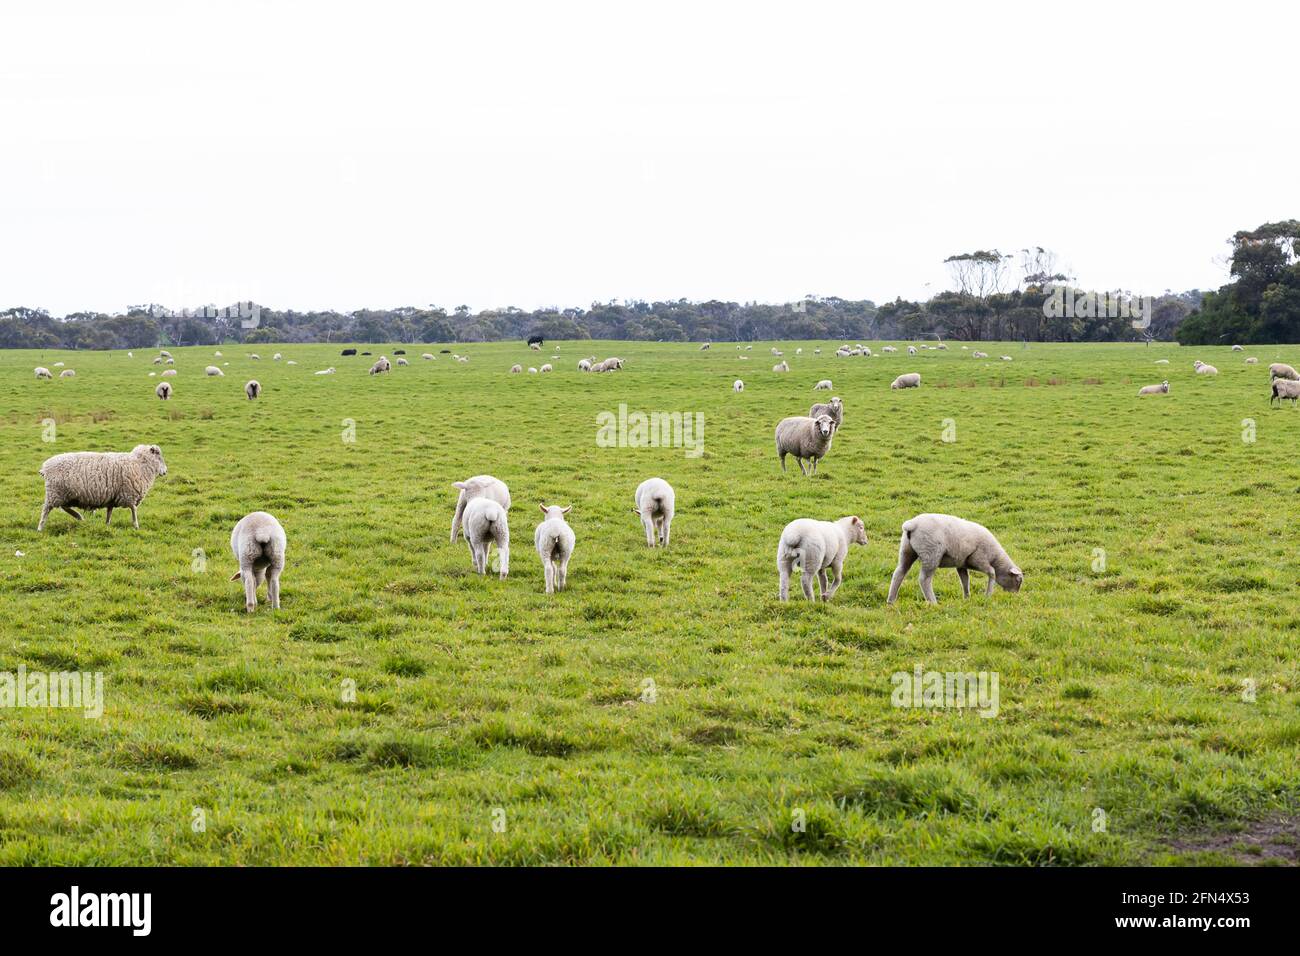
xmin=0 ymin=340 xmax=1297 ymax=865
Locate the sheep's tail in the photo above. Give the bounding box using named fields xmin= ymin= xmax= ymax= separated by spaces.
xmin=254 ymin=528 xmax=273 ymax=545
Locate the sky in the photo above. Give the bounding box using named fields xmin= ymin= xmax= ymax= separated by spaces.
xmin=2 ymin=0 xmax=1296 ymax=317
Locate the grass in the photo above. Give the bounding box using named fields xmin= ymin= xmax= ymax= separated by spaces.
xmin=0 ymin=339 xmax=1297 ymax=865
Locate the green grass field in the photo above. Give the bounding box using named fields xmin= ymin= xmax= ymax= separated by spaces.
xmin=1 ymin=340 xmax=1297 ymax=865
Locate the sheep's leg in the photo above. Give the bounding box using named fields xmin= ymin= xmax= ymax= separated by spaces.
xmin=544 ymin=559 xmax=554 ymax=594
xmin=105 ymin=506 xmax=113 ymax=526
xmin=817 ymin=569 xmax=829 ymax=601
xmin=800 ymin=570 xmax=816 ymax=600
xmin=797 ymin=457 xmax=808 ymax=476
xmin=957 ymin=567 xmax=970 ymax=598
xmin=778 ymin=560 xmax=792 ymax=601
xmin=557 ymin=555 xmax=569 ymax=590
xmin=887 ymin=550 xmax=916 ymax=604
xmin=779 ymin=452 xmax=786 ymax=472
xmin=241 ymin=568 xmax=258 ymax=613
xmin=918 ymin=565 xmax=938 ymax=604
xmin=37 ymin=502 xmax=51 ymax=531
xmin=644 ymin=517 xmax=656 ymax=548
xmin=827 ymin=560 xmax=844 ymax=601
xmin=810 ymin=457 xmax=818 ymax=476
xmin=62 ymin=506 xmax=83 ymax=521
xmin=129 ymin=505 xmax=139 ymax=529
xmin=985 ymin=575 xmax=996 ymax=597
xmin=267 ymin=566 xmax=281 ymax=609
xmin=497 ymin=543 xmax=509 ymax=580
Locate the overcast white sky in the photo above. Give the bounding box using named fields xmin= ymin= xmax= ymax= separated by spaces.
xmin=1 ymin=1 xmax=1295 ymax=316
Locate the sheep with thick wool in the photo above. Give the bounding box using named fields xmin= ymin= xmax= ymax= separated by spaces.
xmin=886 ymin=513 xmax=1022 ymax=605
xmin=1271 ymin=378 xmax=1300 ymax=406
xmin=891 ymin=372 xmax=921 ymax=389
xmin=1269 ymin=363 xmax=1299 ymax=381
xmin=776 ymin=515 xmax=868 ymax=601
xmin=155 ymin=382 xmax=173 ymax=400
xmin=775 ymin=414 xmax=836 ymax=475
xmin=229 ymin=511 xmax=286 ymax=613
xmin=37 ymin=444 xmax=167 ymax=530
xmin=808 ymin=396 xmax=843 ymax=429
xmin=245 ymin=380 xmax=261 ymax=400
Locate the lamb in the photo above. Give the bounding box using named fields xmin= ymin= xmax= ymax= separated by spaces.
xmin=772 ymin=361 xmax=789 ymax=373
xmin=907 ymin=346 xmax=917 ymax=355
xmin=214 ymin=351 xmax=223 ymax=357
xmin=1245 ymin=357 xmax=1259 ymax=364
xmin=1195 ymin=363 xmax=1218 ymax=375
xmin=530 ymin=342 xmax=542 ymax=351
xmin=796 ymin=347 xmax=803 ymax=355
xmin=776 ymin=515 xmax=868 ymax=601
xmin=161 ymin=369 xmax=177 ymax=377
xmin=528 ymin=367 xmax=538 ymax=374
xmin=273 ymin=352 xmax=282 ymax=361
xmin=155 ymin=382 xmax=173 ymax=400
xmin=972 ymin=350 xmax=988 ymax=359
xmin=314 ymin=367 xmax=336 ymax=375
xmin=396 ymin=357 xmax=409 ymax=366
xmin=540 ymin=363 xmax=553 ymax=373
xmin=775 ymin=414 xmax=836 ymax=475
xmin=771 ymin=347 xmax=782 ymax=356
xmin=422 ymin=353 xmax=435 ymax=360
xmin=891 ymin=373 xmax=921 ymax=389
xmin=59 ymin=369 xmax=76 ymax=378
xmin=700 ymin=342 xmax=711 ymax=350
xmin=152 ymin=357 xmax=163 ymax=365
xmin=450 ymin=475 xmax=512 ymax=543
xmin=1231 ymin=344 xmax=1244 ymax=351
xmin=511 ymin=364 xmax=523 ymax=373
xmin=229 ymin=511 xmax=286 ymax=612
xmin=462 ymin=497 xmax=509 ymax=579
xmin=591 ymin=357 xmax=624 ymax=372
xmin=534 ymin=504 xmax=575 ymax=594
xmin=37 ymin=444 xmax=168 ymax=531
xmin=35 ymin=367 xmax=52 ymax=379
xmin=578 ymin=359 xmax=592 ymax=371
xmin=633 ymin=477 xmax=675 ymax=548
xmin=733 ymin=379 xmax=744 ymax=392
xmin=457 ymin=356 xmax=469 ymax=363
xmin=813 ymin=379 xmax=833 ymax=390
xmin=1000 ymin=355 xmax=1013 ymax=361
xmin=53 ymin=361 xmax=64 ymax=367
xmin=1138 ymin=381 xmax=1170 ymax=396
xmin=245 ymin=380 xmax=261 ymax=400
xmin=369 ymin=356 xmax=391 ymax=375
xmin=206 ymin=366 xmax=224 ymax=376
xmin=1271 ymin=378 xmax=1300 ymax=406
xmin=808 ymin=396 xmax=843 ymax=429
xmin=886 ymin=513 xmax=1022 ymax=605
xmin=1269 ymin=363 xmax=1299 ymax=381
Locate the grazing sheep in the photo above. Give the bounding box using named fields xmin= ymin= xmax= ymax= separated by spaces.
xmin=771 ymin=347 xmax=782 ymax=356
xmin=155 ymin=382 xmax=172 ymax=400
xmin=808 ymin=396 xmax=843 ymax=428
xmin=776 ymin=515 xmax=868 ymax=601
xmin=796 ymin=347 xmax=803 ymax=355
xmin=462 ymin=497 xmax=509 ymax=579
xmin=528 ymin=367 xmax=538 ymax=374
xmin=249 ymin=353 xmax=260 ymax=360
xmin=34 ymin=367 xmax=53 ymax=379
xmin=1138 ymin=381 xmax=1170 ymax=396
xmin=813 ymin=379 xmax=833 ymax=390
xmin=633 ymin=477 xmax=675 ymax=548
xmin=229 ymin=511 xmax=287 ymax=612
xmin=814 ymin=348 xmax=822 ymax=355
xmin=700 ymin=342 xmax=711 ymax=350
xmin=159 ymin=350 xmax=172 ymax=359
xmin=53 ymin=361 xmax=64 ymax=367
xmin=907 ymin=346 xmax=917 ymax=355
xmin=37 ymin=444 xmax=167 ymax=531
xmin=772 ymin=361 xmax=790 ymax=373
xmin=161 ymin=369 xmax=177 ymax=377
xmin=1231 ymin=344 xmax=1244 ymax=351
xmin=1271 ymin=378 xmax=1300 ymax=406
xmin=591 ymin=357 xmax=624 ymax=373
xmin=59 ymin=369 xmax=75 ymax=378
xmin=1195 ymin=363 xmax=1218 ymax=375
xmin=450 ymin=475 xmax=512 ymax=543
xmin=422 ymin=353 xmax=435 ymax=360
xmin=882 ymin=346 xmax=897 ymax=353
xmin=314 ymin=367 xmax=336 ymax=375
xmin=775 ymin=414 xmax=836 ymax=475
xmin=206 ymin=366 xmax=224 ymax=376
xmin=891 ymin=373 xmax=921 ymax=389
xmin=1000 ymin=355 xmax=1013 ymax=361
xmin=534 ymin=504 xmax=575 ymax=594
xmin=396 ymin=357 xmax=409 ymax=366
xmin=511 ymin=364 xmax=523 ymax=373
xmin=245 ymin=380 xmax=261 ymax=400
xmin=273 ymin=352 xmax=282 ymax=361
xmin=540 ymin=363 xmax=553 ymax=373
xmin=836 ymin=348 xmax=851 ymax=358
xmin=1246 ymin=357 xmax=1259 ymax=364
xmin=153 ymin=357 xmax=163 ymax=365
xmin=733 ymin=379 xmax=744 ymax=392
xmin=972 ymin=350 xmax=988 ymax=359
xmin=369 ymin=356 xmax=391 ymax=375
xmin=578 ymin=359 xmax=592 ymax=371
xmin=886 ymin=513 xmax=1022 ymax=605
xmin=1269 ymin=363 xmax=1299 ymax=381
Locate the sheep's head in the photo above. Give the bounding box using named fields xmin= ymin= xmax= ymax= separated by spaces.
xmin=814 ymin=414 xmax=835 ymax=438
xmin=539 ymin=503 xmax=571 ymax=520
xmin=1161 ymin=381 xmax=1169 ymax=391
xmin=133 ymin=444 xmax=167 ymax=476
xmin=997 ymin=564 xmax=1023 ymax=593
xmin=830 ymin=397 xmax=842 ymax=408
xmin=842 ymin=516 xmax=868 ymax=546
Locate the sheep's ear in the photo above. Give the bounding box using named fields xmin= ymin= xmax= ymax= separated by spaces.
xmin=229 ymin=570 xmax=241 ymax=581
xmin=561 ymin=506 xmax=571 ymax=514
xmin=631 ymin=508 xmax=640 ymax=515
xmin=851 ymin=516 xmax=863 ymax=526
xmin=539 ymin=504 xmax=549 ymax=515
xmin=452 ymin=482 xmax=467 ymax=490
xmin=1010 ymin=566 xmax=1022 ymax=577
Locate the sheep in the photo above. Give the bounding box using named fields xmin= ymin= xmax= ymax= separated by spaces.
xmin=814 ymin=348 xmax=822 ymax=354
xmin=937 ymin=343 xmax=948 ymax=350
xmin=633 ymin=477 xmax=675 ymax=547
xmin=733 ymin=379 xmax=744 ymax=392
xmin=592 ymin=357 xmax=624 ymax=372
xmin=972 ymin=350 xmax=988 ymax=359
xmin=206 ymin=366 xmax=224 ymax=376
xmin=1195 ymin=363 xmax=1218 ymax=375
xmin=578 ymin=359 xmax=592 ymax=371
xmin=369 ymin=356 xmax=391 ymax=375
xmin=776 ymin=515 xmax=868 ymax=601
xmin=229 ymin=511 xmax=287 ymax=612
xmin=745 ymin=345 xmax=752 ymax=351
xmin=153 ymin=357 xmax=163 ymax=365
xmin=249 ymin=353 xmax=260 ymax=360
xmin=891 ymin=372 xmax=921 ymax=389
xmin=59 ymin=369 xmax=76 ymax=378
xmin=53 ymin=361 xmax=64 ymax=367
xmin=273 ymin=352 xmax=282 ymax=361
xmin=534 ymin=504 xmax=575 ymax=594
xmin=1246 ymin=357 xmax=1259 ymax=364
xmin=882 ymin=346 xmax=897 ymax=353
xmin=771 ymin=347 xmax=782 ymax=356
xmin=155 ymin=382 xmax=172 ymax=400
xmin=314 ymin=367 xmax=336 ymax=375
xmin=700 ymin=342 xmax=711 ymax=350
xmin=34 ymin=367 xmax=52 ymax=379
xmin=161 ymin=369 xmax=177 ymax=377
xmin=886 ymin=513 xmax=1022 ymax=605
xmin=528 ymin=367 xmax=538 ymax=374
xmin=422 ymin=353 xmax=435 ymax=360
xmin=907 ymin=346 xmax=917 ymax=355
xmin=450 ymin=475 xmax=511 ymax=543
xmin=530 ymin=342 xmax=542 ymax=351
xmin=772 ymin=361 xmax=790 ymax=373
xmin=1232 ymin=344 xmax=1244 ymax=351
xmin=511 ymin=364 xmax=523 ymax=373
xmin=396 ymin=357 xmax=409 ymax=366
xmin=808 ymin=396 xmax=843 ymax=428
xmin=813 ymin=379 xmax=833 ymax=390
xmin=287 ymin=360 xmax=298 ymax=365
xmin=1271 ymin=378 xmax=1300 ymax=406
xmin=835 ymin=348 xmax=851 ymax=358
xmin=1155 ymin=359 xmax=1170 ymax=364
xmin=462 ymin=497 xmax=509 ymax=579
xmin=457 ymin=356 xmax=469 ymax=364
xmin=245 ymin=380 xmax=261 ymax=400
xmin=37 ymin=444 xmax=167 ymax=531
xmin=1000 ymin=355 xmax=1013 ymax=361
xmin=540 ymin=363 xmax=553 ymax=373
xmin=862 ymin=347 xmax=872 ymax=357
xmin=775 ymin=414 xmax=836 ymax=475
xmin=159 ymin=350 xmax=172 ymax=359
xmin=1138 ymin=381 xmax=1170 ymax=396
xmin=1269 ymin=363 xmax=1299 ymax=381
xmin=796 ymin=347 xmax=804 ymax=355
xmin=214 ymin=351 xmax=223 ymax=357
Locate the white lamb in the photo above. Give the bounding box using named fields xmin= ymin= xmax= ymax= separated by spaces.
xmin=462 ymin=497 xmax=509 ymax=579
xmin=1138 ymin=381 xmax=1170 ymax=396
xmin=451 ymin=475 xmax=512 ymax=543
xmin=206 ymin=366 xmax=224 ymax=376
xmin=776 ymin=516 xmax=868 ymax=602
xmin=578 ymin=359 xmax=592 ymax=371
xmin=229 ymin=511 xmax=287 ymax=613
xmin=35 ymin=367 xmax=52 ymax=379
xmin=161 ymin=369 xmax=177 ymax=377
xmin=775 ymin=414 xmax=836 ymax=475
xmin=891 ymin=373 xmax=921 ymax=389
xmin=633 ymin=477 xmax=675 ymax=548
xmin=534 ymin=504 xmax=575 ymax=594
xmin=813 ymin=379 xmax=832 ymax=390
xmin=37 ymin=444 xmax=167 ymax=530
xmin=886 ymin=513 xmax=1022 ymax=605
xmin=314 ymin=367 xmax=336 ymax=375
xmin=772 ymin=361 xmax=789 ymax=373
xmin=733 ymin=379 xmax=744 ymax=392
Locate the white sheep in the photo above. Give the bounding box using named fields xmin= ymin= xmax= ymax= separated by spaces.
xmin=699 ymin=342 xmax=711 ymax=350
xmin=161 ymin=368 xmax=177 ymax=377
xmin=1138 ymin=381 xmax=1170 ymax=396
xmin=907 ymin=346 xmax=917 ymax=355
xmin=886 ymin=513 xmax=1022 ymax=605
xmin=369 ymin=356 xmax=391 ymax=375
xmin=813 ymin=379 xmax=832 ymax=390
xmin=245 ymin=380 xmax=261 ymax=400
xmin=528 ymin=367 xmax=538 ymax=374
xmin=214 ymin=351 xmax=222 ymax=357
xmin=53 ymin=361 xmax=64 ymax=367
xmin=808 ymin=396 xmax=843 ymax=429
xmin=249 ymin=353 xmax=260 ymax=360
xmin=534 ymin=504 xmax=575 ymax=594
xmin=578 ymin=359 xmax=592 ymax=371
xmin=775 ymin=414 xmax=836 ymax=475
xmin=159 ymin=350 xmax=172 ymax=359
xmin=771 ymin=347 xmax=782 ymax=356
xmin=1271 ymin=378 xmax=1300 ymax=406
xmin=37 ymin=444 xmax=167 ymax=530
xmin=422 ymin=353 xmax=435 ymax=360
xmin=776 ymin=515 xmax=868 ymax=601
xmin=772 ymin=361 xmax=790 ymax=373
xmin=882 ymin=346 xmax=897 ymax=353
xmin=633 ymin=477 xmax=675 ymax=547
xmin=1000 ymin=355 xmax=1013 ymax=361
xmin=1231 ymin=344 xmax=1244 ymax=351
xmin=1269 ymin=363 xmax=1299 ymax=381
xmin=511 ymin=364 xmax=523 ymax=373
xmin=1155 ymin=359 xmax=1170 ymax=364
xmin=287 ymin=360 xmax=298 ymax=365
xmin=153 ymin=357 xmax=163 ymax=365
xmin=814 ymin=348 xmax=822 ymax=354
xmin=457 ymin=356 xmax=469 ymax=364
xmin=35 ymin=367 xmax=52 ymax=379
xmin=1245 ymin=357 xmax=1259 ymax=364
xmin=972 ymin=350 xmax=988 ymax=359
xmin=314 ymin=367 xmax=336 ymax=375
xmin=206 ymin=366 xmax=224 ymax=377
xmin=396 ymin=357 xmax=409 ymax=366
xmin=462 ymin=497 xmax=509 ymax=579
xmin=1195 ymin=363 xmax=1218 ymax=375
xmin=59 ymin=369 xmax=75 ymax=378
xmin=891 ymin=372 xmax=921 ymax=389
xmin=540 ymin=363 xmax=553 ymax=373
xmin=155 ymin=382 xmax=173 ymax=400
xmin=733 ymin=379 xmax=744 ymax=392
xmin=451 ymin=475 xmax=511 ymax=543
xmin=229 ymin=511 xmax=286 ymax=613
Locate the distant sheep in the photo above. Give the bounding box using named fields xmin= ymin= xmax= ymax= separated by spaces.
xmin=37 ymin=444 xmax=167 ymax=530
xmin=534 ymin=504 xmax=575 ymax=594
xmin=733 ymin=379 xmax=744 ymax=392
xmin=882 ymin=346 xmax=897 ymax=353
xmin=457 ymin=356 xmax=469 ymax=364
xmin=1271 ymin=378 xmax=1300 ymax=406
xmin=775 ymin=414 xmax=836 ymax=475
xmin=1195 ymin=362 xmax=1218 ymax=375
xmin=907 ymin=346 xmax=917 ymax=355
xmin=891 ymin=373 xmax=921 ymax=389
xmin=887 ymin=513 xmax=1022 ymax=605
xmin=245 ymin=380 xmax=261 ymax=400
xmin=462 ymin=497 xmax=509 ymax=579
xmin=540 ymin=363 xmax=553 ymax=373
xmin=578 ymin=359 xmax=592 ymax=371
xmin=776 ymin=515 xmax=868 ymax=601
xmin=396 ymin=357 xmax=409 ymax=366
xmin=1000 ymin=355 xmax=1013 ymax=361
xmin=511 ymin=364 xmax=523 ymax=373
xmin=34 ymin=367 xmax=52 ymax=379
xmin=1269 ymin=363 xmax=1299 ymax=381
xmin=1245 ymin=357 xmax=1259 ymax=364
xmin=314 ymin=367 xmax=336 ymax=375
xmin=369 ymin=356 xmax=391 ymax=375
xmin=972 ymin=350 xmax=988 ymax=359
xmin=808 ymin=396 xmax=843 ymax=428
xmin=772 ymin=361 xmax=789 ymax=373
xmin=1231 ymin=344 xmax=1244 ymax=351
xmin=813 ymin=379 xmax=832 ymax=390
xmin=633 ymin=477 xmax=675 ymax=547
xmin=341 ymin=348 xmax=357 ymax=356
xmin=1155 ymin=359 xmax=1170 ymax=364
xmin=155 ymin=382 xmax=172 ymax=400
xmin=161 ymin=369 xmax=177 ymax=377
xmin=273 ymin=352 xmax=282 ymax=361
xmin=451 ymin=475 xmax=511 ymax=544
xmin=1138 ymin=381 xmax=1169 ymax=396
xmin=422 ymin=353 xmax=435 ymax=360
xmin=229 ymin=511 xmax=286 ymax=613
xmin=159 ymin=350 xmax=172 ymax=359
xmin=699 ymin=342 xmax=711 ymax=350
xmin=206 ymin=366 xmax=224 ymax=376
xmin=592 ymin=357 xmax=624 ymax=372
xmin=59 ymin=369 xmax=75 ymax=378
xmin=249 ymin=353 xmax=260 ymax=360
